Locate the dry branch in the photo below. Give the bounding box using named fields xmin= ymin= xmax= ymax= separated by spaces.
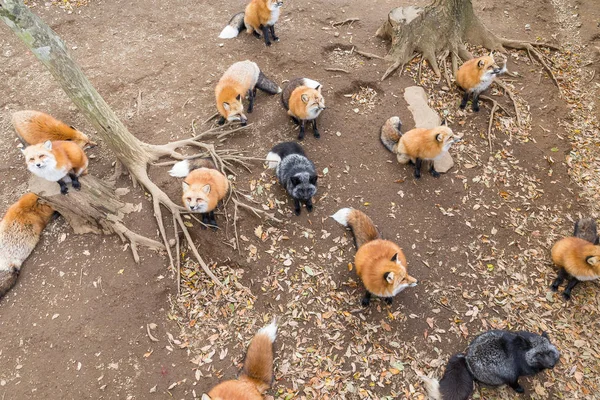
xmin=332 ymin=17 xmax=359 ymax=27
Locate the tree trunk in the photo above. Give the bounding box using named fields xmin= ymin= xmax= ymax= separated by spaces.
xmin=375 ymin=0 xmax=560 ymax=84
xmin=0 ymin=0 xmax=153 ymax=170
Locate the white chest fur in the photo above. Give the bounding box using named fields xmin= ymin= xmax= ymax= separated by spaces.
xmin=29 ymin=164 xmax=68 ymax=182
xmin=268 ymin=7 xmax=280 ymax=25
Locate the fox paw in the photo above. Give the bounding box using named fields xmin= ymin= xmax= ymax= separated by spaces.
xmin=72 ymin=181 xmax=81 ymax=190
xmin=60 ymin=187 xmax=69 ymax=195
xmin=306 ymin=203 xmax=313 ymax=212
xmin=562 ymin=292 xmax=572 ymax=300
xmin=313 ymin=130 xmax=320 ymax=139
xmin=459 ymin=102 xmax=467 ymax=109
xmin=472 ymin=105 xmax=480 ymax=112
xmin=430 ymin=170 xmax=440 ymax=178
xmin=550 ymin=283 xmax=559 ymax=292
xmin=384 ymin=297 xmax=393 ymax=305
xmin=273 ymin=36 xmax=280 ymax=42
xmin=361 ymin=297 xmax=370 ymax=307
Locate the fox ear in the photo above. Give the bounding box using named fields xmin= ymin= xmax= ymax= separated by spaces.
xmin=441 ymin=118 xmax=447 ymax=126
xmin=309 ymin=175 xmax=318 ymax=185
xmin=20 ymin=147 xmax=26 ymax=154
xmin=477 ymin=59 xmax=485 ymax=68
xmin=201 ymin=395 xmax=212 ymax=400
xmin=290 ymin=176 xmax=301 ymax=186
xmin=182 ymin=181 xmax=190 ymax=192
xmin=390 ymin=253 xmax=398 ymax=262
xmin=586 ymin=256 xmax=599 ymax=266
xmin=301 ymin=94 xmax=309 ymax=103
xmin=69 ymin=125 xmax=77 ymax=130
xmin=542 ymin=331 xmax=550 ymax=340
xmin=223 ymin=102 xmax=230 ymax=111
xmin=315 ymin=85 xmax=322 ymax=93
xmin=384 ymin=271 xmax=395 ymax=284
xmin=202 ymin=184 xmax=211 ymax=194
xmin=236 ymin=94 xmax=242 ymax=101
xmin=436 ymin=134 xmax=443 ymax=142
xmin=43 ymin=140 xmax=52 ymax=150
xmin=514 ymin=334 xmax=532 ymax=349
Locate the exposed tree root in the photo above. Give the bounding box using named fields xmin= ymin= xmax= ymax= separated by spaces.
xmin=479 ymin=95 xmax=513 ymax=152
xmin=376 ymin=1 xmax=561 ymax=92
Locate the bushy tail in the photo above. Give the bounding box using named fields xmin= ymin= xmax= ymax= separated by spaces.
xmin=256 ymin=71 xmax=282 ymax=95
xmin=380 ymin=116 xmax=402 ymax=153
xmin=240 ymin=318 xmax=278 ymax=394
xmin=168 ymin=158 xmax=216 ymax=177
xmin=265 ymin=152 xmax=281 ymax=169
xmin=574 ymin=218 xmax=599 ymax=245
xmin=420 ymin=354 xmax=474 ymax=400
xmin=0 ymin=269 xmax=19 ymax=300
xmin=218 ymin=12 xmax=245 ymax=39
xmin=331 ymin=208 xmax=380 ymax=249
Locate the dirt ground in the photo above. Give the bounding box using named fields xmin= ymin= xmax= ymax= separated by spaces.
xmin=0 ymin=0 xmax=599 ymax=399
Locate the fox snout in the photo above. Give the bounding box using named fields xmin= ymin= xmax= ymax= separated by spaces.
xmin=35 ymin=162 xmax=43 ymax=168
xmin=276 ymin=0 xmax=283 ymax=6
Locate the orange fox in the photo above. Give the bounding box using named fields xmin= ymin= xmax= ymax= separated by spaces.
xmin=331 ymin=208 xmax=417 ymax=306
xmin=0 ymin=193 xmax=54 ymax=299
xmin=382 ymin=122 xmax=461 ymax=179
xmin=281 ymin=78 xmax=325 ymax=140
xmin=12 ymin=110 xmax=96 ymax=149
xmin=456 ymin=55 xmax=507 ymax=112
xmin=202 ymin=319 xmax=278 ymax=400
xmin=551 ymin=220 xmax=600 ymax=300
xmin=215 ymin=61 xmax=281 ymax=126
xmin=169 ymin=159 xmax=229 ymax=229
xmin=22 ymin=140 xmax=88 ymax=195
xmin=219 ymin=0 xmax=283 ymax=46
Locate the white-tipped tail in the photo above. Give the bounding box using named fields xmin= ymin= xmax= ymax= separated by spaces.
xmin=218 ymin=25 xmax=239 ymax=39
xmin=419 ymin=375 xmax=442 ymax=400
xmin=303 ymin=78 xmax=321 ymax=89
xmin=169 ymin=160 xmax=190 ymax=177
xmin=257 ymin=318 xmax=278 ymax=342
xmin=330 ymin=208 xmax=353 ymax=226
xmin=266 ymin=152 xmax=281 ymax=169
xmin=277 ymin=86 xmax=282 ymax=94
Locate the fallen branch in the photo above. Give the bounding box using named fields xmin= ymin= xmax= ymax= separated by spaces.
xmin=324 ymin=67 xmax=349 ymax=74
xmin=353 ymin=49 xmax=385 ymax=60
xmin=492 ymin=80 xmax=521 ymax=127
xmin=332 ymin=17 xmax=359 ymax=27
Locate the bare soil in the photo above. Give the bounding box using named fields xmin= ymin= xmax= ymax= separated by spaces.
xmin=0 ymin=0 xmax=599 ymax=399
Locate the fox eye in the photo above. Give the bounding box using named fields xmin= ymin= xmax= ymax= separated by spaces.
xmin=186 ymin=197 xmax=192 ymax=202
xmin=29 ymin=158 xmax=34 ymax=162
xmin=39 ymin=155 xmax=46 ymax=159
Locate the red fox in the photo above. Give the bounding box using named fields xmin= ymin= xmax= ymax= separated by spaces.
xmin=202 ymin=318 xmax=278 ymax=400
xmin=22 ymin=140 xmax=89 ymax=195
xmin=331 ymin=208 xmax=417 ymax=306
xmin=12 ymin=110 xmax=96 ymax=149
xmin=381 ymin=121 xmax=461 ymax=179
xmin=281 ymin=78 xmax=325 ymax=140
xmin=219 ymin=0 xmax=283 ymax=47
xmin=169 ymin=159 xmax=229 ymax=229
xmin=551 ymin=227 xmax=600 ymax=299
xmin=456 ymin=55 xmax=507 ymax=112
xmin=0 ymin=193 xmax=54 ymax=299
xmin=215 ymin=61 xmax=281 ymax=126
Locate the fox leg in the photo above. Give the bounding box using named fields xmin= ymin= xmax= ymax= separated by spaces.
xmin=200 ymin=213 xmax=209 ymax=230
xmin=247 ymin=88 xmax=255 ymax=113
xmin=472 ymin=92 xmax=481 ymax=112
xmin=508 ymin=379 xmax=525 ymax=393
xmin=312 ymin=119 xmax=320 ymax=138
xmin=298 ymin=120 xmax=306 ymax=140
xmin=551 ymin=268 xmax=568 ymax=291
xmin=384 ymin=297 xmax=393 ymax=305
xmin=58 ymin=178 xmax=69 ymax=195
xmin=269 ymin=25 xmax=279 ymax=41
xmin=562 ymin=277 xmax=580 ymax=300
xmin=413 ymin=158 xmax=422 ymax=179
xmin=305 ymin=198 xmax=313 ymax=212
xmin=293 ymin=199 xmax=301 ymax=216
xmin=460 ymin=91 xmax=469 ymax=109
xmin=361 ymin=291 xmax=372 ymax=307
xmin=69 ymin=173 xmax=81 ymax=190
xmin=290 ymin=116 xmax=300 ymax=125
xmin=429 ymin=163 xmax=440 ymax=178
xmin=208 ymin=211 xmax=218 ymax=230
xmin=261 ymin=25 xmax=272 ymax=46
xmin=217 ymin=116 xmax=226 ymax=125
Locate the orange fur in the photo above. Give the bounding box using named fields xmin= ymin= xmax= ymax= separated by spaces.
xmin=244 ymin=0 xmax=277 ymax=33
xmin=182 ymin=168 xmax=229 ymax=213
xmin=287 ymin=86 xmax=324 ymax=120
xmin=396 ymin=126 xmax=457 ymax=163
xmin=12 ymin=110 xmax=96 ymax=149
xmin=204 ymin=321 xmax=277 ymax=400
xmin=1 ymin=193 xmax=54 ymax=238
xmin=215 ymin=61 xmax=260 ymax=123
xmin=552 ymin=237 xmax=600 ymax=280
xmin=456 ymin=56 xmax=498 ymax=92
xmin=344 ymin=208 xmax=380 ymax=248
xmin=23 ymin=140 xmax=88 ymax=178
xmin=355 ymin=239 xmax=416 ymax=298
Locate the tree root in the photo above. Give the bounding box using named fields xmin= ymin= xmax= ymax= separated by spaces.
xmin=479 ymin=95 xmax=513 ymax=152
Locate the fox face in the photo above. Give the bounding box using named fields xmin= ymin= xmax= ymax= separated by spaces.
xmin=434 ymin=126 xmax=462 ymax=152
xmin=22 ymin=141 xmax=57 ymax=173
xmin=301 ymin=86 xmax=325 ymax=119
xmin=289 ymin=173 xmax=317 ymax=201
xmin=267 ymin=0 xmax=283 ymax=9
xmin=222 ymin=94 xmax=247 ymax=125
xmin=182 ymin=182 xmax=211 ymax=213
xmin=383 ymin=253 xmax=418 ymax=296
xmin=477 ymin=56 xmax=505 ymax=81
